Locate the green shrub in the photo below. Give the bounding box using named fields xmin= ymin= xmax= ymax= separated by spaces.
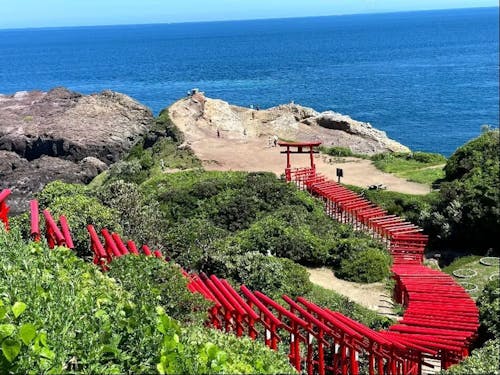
xmin=477 ymin=279 xmax=500 ymax=341
xmin=0 ymin=230 xmax=160 ymax=373
xmin=36 ymin=180 xmax=88 ymax=208
xmin=46 ymin=195 xmax=120 ymax=257
xmin=37 ymin=182 xmax=121 ymax=256
xmin=230 ymin=252 xmax=313 ymax=299
xmin=0 ymin=299 xmax=51 ymax=370
xmin=163 ymin=218 xmax=230 ymax=270
xmin=431 ymin=130 xmax=499 ymax=253
xmin=107 ymin=255 xmax=210 ymax=324
xmin=319 ymin=146 xmax=369 ymax=158
xmin=156 ymin=309 xmax=295 ymax=374
xmin=336 ymin=248 xmax=391 ymax=283
xmin=237 ymin=214 xmax=332 ymax=266
xmin=443 ymin=338 xmax=499 ymax=375
xmin=97 ymin=180 xmax=167 ymax=248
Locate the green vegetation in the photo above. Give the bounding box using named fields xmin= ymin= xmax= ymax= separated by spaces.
xmin=336 ymin=248 xmax=391 ymax=283
xmin=444 ymin=279 xmax=500 ymax=374
xmin=156 ymin=311 xmax=294 ymax=374
xmin=430 ymin=130 xmax=499 ymax=253
xmin=37 ymin=173 xmax=390 ymax=327
xmin=477 ymin=279 xmax=500 ymax=342
xmin=347 ymin=131 xmax=499 ymax=255
xmin=0 ymin=229 xmax=295 ymax=374
xmin=443 ymin=339 xmax=499 ymax=375
xmin=443 ymin=256 xmax=497 ymax=299
xmin=105 ymin=110 xmax=201 ymax=185
xmin=345 ymin=184 xmax=438 ymax=227
xmin=370 ymin=151 xmax=446 ymax=184
xmin=319 ymin=145 xmax=367 ymax=158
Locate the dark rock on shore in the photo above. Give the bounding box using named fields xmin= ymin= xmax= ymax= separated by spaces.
xmin=0 ymin=88 xmax=154 ymax=214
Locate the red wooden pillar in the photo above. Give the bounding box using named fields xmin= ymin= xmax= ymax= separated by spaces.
xmin=30 ymin=200 xmax=40 ymax=242
xmin=0 ymin=189 xmax=11 ymax=231
xmin=309 ymin=146 xmax=315 ymax=170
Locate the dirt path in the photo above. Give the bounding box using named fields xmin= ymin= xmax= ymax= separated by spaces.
xmin=169 ymin=101 xmax=432 ymax=195
xmin=307 ymin=268 xmax=397 ymax=318
xmin=189 ymin=135 xmax=430 ymax=195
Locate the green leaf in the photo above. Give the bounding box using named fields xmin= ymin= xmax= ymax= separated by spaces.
xmin=39 ymin=347 xmax=55 ymax=360
xmin=12 ymin=302 xmax=27 ymax=319
xmin=0 ymin=324 xmax=16 ymax=339
xmin=2 ymin=338 xmax=21 ymax=362
xmin=0 ymin=302 xmax=6 ymax=320
xmin=19 ymin=324 xmax=37 ymax=345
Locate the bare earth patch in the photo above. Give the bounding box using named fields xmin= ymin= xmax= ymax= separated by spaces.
xmin=307 ymin=267 xmax=397 ymax=318
xmin=169 ymin=99 xmax=431 ymax=195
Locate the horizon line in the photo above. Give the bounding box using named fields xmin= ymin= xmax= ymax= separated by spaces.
xmin=0 ymin=5 xmax=497 ymax=32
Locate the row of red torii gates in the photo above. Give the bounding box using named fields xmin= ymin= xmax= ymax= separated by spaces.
xmin=0 ymin=142 xmax=478 ymax=374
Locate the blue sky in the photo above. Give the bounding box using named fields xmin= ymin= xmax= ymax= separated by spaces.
xmin=1 ymin=0 xmax=498 ymax=29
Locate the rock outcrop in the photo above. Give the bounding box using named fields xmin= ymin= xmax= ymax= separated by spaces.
xmin=170 ymin=94 xmax=410 ymax=154
xmin=0 ymin=88 xmax=154 ymax=213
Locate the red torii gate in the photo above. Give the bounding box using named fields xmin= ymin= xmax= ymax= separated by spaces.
xmin=278 ymin=141 xmax=322 ymax=182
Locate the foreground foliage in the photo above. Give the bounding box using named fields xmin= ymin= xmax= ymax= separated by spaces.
xmin=0 ymin=229 xmax=295 ymax=373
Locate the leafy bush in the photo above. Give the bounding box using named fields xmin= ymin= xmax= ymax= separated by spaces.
xmin=444 ymin=130 xmax=499 ymax=181
xmin=431 ymin=130 xmax=499 ymax=253
xmin=336 ymin=248 xmax=391 ymax=283
xmin=237 ymin=214 xmax=332 ymax=266
xmin=477 ymin=279 xmax=500 ymax=341
xmin=38 ymin=182 xmax=121 ymax=256
xmin=1 ymin=229 xmax=294 ymax=374
xmin=36 ymin=180 xmax=89 ymax=208
xmin=107 ymin=255 xmax=210 ymax=324
xmin=443 ymin=338 xmax=499 ymax=375
xmin=0 ymin=230 xmax=159 ymax=373
xmin=320 ymin=146 xmax=356 ymax=157
xmin=163 ymin=218 xmax=230 ymax=270
xmin=230 ymin=252 xmax=313 ymax=299
xmin=0 ymin=299 xmax=52 ymax=370
xmin=97 ymin=180 xmax=167 ymax=248
xmin=156 ymin=309 xmax=295 ymax=374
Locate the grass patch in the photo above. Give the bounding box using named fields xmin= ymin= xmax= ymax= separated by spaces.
xmin=443 ymin=256 xmax=497 ymax=299
xmin=371 ymin=152 xmax=446 ymax=185
xmin=319 ymin=146 xmax=369 ymax=159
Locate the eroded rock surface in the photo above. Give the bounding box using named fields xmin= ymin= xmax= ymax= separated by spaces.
xmin=0 ymin=87 xmax=154 ymax=213
xmin=170 ymin=94 xmax=410 ymax=155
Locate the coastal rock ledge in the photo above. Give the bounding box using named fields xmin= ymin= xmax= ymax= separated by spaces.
xmin=170 ymin=94 xmax=410 ymax=155
xmin=0 ymin=87 xmax=154 ymax=214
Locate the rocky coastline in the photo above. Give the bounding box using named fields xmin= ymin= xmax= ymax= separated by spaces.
xmin=0 ymin=88 xmax=154 ymax=213
xmin=1 ymin=88 xmax=411 ymax=214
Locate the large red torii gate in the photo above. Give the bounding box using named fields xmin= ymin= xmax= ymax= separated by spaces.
xmin=278 ymin=141 xmax=322 ymax=182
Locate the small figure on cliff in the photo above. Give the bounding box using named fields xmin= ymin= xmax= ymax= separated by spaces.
xmin=216 ymin=126 xmax=220 ymax=138
xmin=273 ymin=134 xmax=278 ymax=147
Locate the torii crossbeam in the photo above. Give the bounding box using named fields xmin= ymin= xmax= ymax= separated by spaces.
xmin=278 ymin=141 xmax=322 ymax=182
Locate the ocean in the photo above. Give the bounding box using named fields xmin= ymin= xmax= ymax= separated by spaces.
xmin=0 ymin=7 xmax=498 ymax=156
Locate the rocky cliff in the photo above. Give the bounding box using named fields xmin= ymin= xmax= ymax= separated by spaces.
xmin=170 ymin=94 xmax=410 ymax=154
xmin=0 ymin=88 xmax=154 ymax=213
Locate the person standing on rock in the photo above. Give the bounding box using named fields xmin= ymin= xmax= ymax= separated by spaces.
xmin=273 ymin=134 xmax=279 ymax=147
xmin=216 ymin=126 xmax=220 ymax=138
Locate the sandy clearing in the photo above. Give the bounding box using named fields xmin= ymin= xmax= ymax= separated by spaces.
xmin=307 ymin=267 xmax=396 ymax=317
xmin=188 ymin=135 xmax=431 ymax=195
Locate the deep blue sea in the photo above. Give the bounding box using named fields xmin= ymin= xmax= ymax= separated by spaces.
xmin=0 ymin=7 xmax=498 ymax=155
